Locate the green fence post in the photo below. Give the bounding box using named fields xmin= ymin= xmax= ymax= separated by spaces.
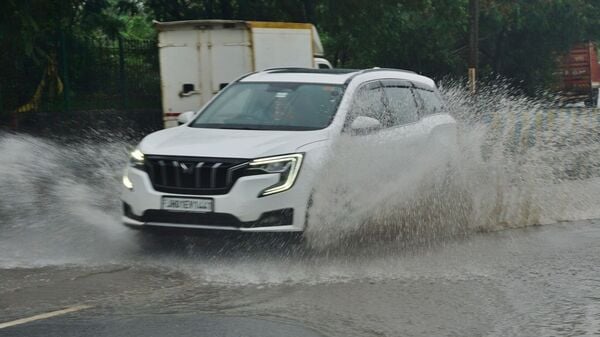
xmin=118 ymin=35 xmax=127 ymax=110
xmin=0 ymin=82 xmax=3 ymax=121
xmin=60 ymin=30 xmax=70 ymax=113
xmin=0 ymin=82 xmax=11 ymax=129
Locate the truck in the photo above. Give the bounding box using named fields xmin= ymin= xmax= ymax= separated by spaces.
xmin=558 ymin=41 xmax=600 ymax=107
xmin=154 ymin=19 xmax=333 ymax=128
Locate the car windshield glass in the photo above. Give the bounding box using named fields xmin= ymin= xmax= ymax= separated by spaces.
xmin=190 ymin=82 xmax=345 ymax=131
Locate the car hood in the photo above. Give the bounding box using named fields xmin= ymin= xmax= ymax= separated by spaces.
xmin=139 ymin=126 xmax=330 ymax=159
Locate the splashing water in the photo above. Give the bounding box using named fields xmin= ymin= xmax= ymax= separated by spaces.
xmin=304 ymin=80 xmax=600 ymax=249
xmin=0 ymin=133 xmax=135 ymax=266
xmin=1 ymin=82 xmax=600 ymax=270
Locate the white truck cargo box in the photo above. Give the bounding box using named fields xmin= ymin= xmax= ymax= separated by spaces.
xmin=154 ymin=20 xmax=330 ymax=128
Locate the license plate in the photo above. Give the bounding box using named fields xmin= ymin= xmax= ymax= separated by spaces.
xmin=161 ymin=197 xmax=213 ymax=213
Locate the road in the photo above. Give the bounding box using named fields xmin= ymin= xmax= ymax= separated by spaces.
xmin=1 ymin=219 xmax=599 ymax=337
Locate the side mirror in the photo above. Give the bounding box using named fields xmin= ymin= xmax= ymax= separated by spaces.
xmin=350 ymin=116 xmax=381 ymax=134
xmin=177 ymin=111 xmax=195 ymax=125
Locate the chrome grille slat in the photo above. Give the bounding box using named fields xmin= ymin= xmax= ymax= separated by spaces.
xmin=172 ymin=161 xmax=181 ymax=187
xmin=210 ymin=163 xmax=222 ymax=188
xmin=145 ymin=161 xmax=155 ymax=182
xmin=195 ymin=162 xmax=204 ymax=188
xmin=158 ymin=160 xmax=167 ymax=185
xmin=226 ymin=163 xmax=247 ymax=185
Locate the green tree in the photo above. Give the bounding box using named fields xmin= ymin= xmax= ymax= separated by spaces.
xmin=144 ymin=0 xmax=317 ymax=22
xmin=317 ymin=0 xmax=467 ymax=76
xmin=5 ymin=0 xmax=600 ymax=117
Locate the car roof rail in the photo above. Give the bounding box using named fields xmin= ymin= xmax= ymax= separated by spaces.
xmin=251 ymin=67 xmax=420 ymax=86
xmin=360 ymin=67 xmax=416 ymax=74
xmin=343 ymin=67 xmax=419 ymax=84
xmin=261 ymin=67 xmax=313 ymax=72
xmin=232 ymin=70 xmax=259 ymax=83
xmin=261 ymin=67 xmax=360 ymax=75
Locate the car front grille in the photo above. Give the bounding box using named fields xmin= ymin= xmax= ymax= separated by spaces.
xmin=144 ymin=155 xmax=249 ymax=195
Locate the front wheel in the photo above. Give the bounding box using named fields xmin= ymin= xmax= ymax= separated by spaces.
xmin=131 ymin=228 xmax=183 ymax=252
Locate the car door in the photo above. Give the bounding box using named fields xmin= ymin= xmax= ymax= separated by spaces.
xmin=344 ymin=80 xmax=388 ymax=129
xmin=377 ymin=80 xmax=426 ymax=141
xmin=412 ymin=84 xmax=456 ymax=135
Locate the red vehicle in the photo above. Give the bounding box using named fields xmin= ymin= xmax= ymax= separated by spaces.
xmin=558 ymin=41 xmax=600 ymax=106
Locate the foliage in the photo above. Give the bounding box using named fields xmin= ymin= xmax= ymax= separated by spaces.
xmin=3 ymin=0 xmax=600 ymax=115
xmin=141 ymin=0 xmax=600 ymax=94
xmin=144 ymin=0 xmax=316 ymax=22
xmin=479 ymin=0 xmax=600 ymax=93
xmin=0 ymin=0 xmax=157 ymax=115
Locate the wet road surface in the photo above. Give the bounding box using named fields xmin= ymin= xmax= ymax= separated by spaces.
xmin=1 ymin=220 xmax=600 ymax=336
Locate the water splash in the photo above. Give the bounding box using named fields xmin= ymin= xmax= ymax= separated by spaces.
xmin=304 ymin=80 xmax=600 ymax=249
xmin=0 ymin=133 xmax=135 ymax=266
xmin=1 ymin=81 xmax=600 ymax=267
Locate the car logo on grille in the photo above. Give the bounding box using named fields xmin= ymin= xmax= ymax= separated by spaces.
xmin=179 ymin=162 xmax=194 ymax=174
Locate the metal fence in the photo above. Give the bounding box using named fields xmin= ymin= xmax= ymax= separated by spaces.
xmin=483 ymin=107 xmax=600 ymax=180
xmin=1 ymin=33 xmax=162 ymax=132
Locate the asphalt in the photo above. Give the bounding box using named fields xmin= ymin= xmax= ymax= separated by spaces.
xmin=2 ymin=220 xmax=600 ymax=337
xmin=0 ymin=313 xmax=324 ymax=337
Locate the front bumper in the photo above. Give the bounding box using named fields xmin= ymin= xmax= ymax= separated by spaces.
xmin=121 ymin=167 xmax=310 ymax=232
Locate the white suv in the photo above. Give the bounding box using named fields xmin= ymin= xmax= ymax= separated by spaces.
xmin=121 ymin=68 xmax=455 ymax=232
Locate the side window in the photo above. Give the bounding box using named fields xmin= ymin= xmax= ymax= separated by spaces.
xmin=416 ymin=88 xmax=444 ymax=116
xmin=382 ymin=82 xmax=419 ymax=126
xmin=346 ymin=81 xmax=389 ymax=126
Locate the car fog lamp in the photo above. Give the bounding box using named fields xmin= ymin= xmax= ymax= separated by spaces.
xmin=122 ymin=175 xmax=134 ymax=190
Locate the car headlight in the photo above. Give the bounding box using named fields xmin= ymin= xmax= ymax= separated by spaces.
xmin=248 ymin=153 xmax=303 ymax=196
xmin=129 ymin=148 xmax=145 ymax=170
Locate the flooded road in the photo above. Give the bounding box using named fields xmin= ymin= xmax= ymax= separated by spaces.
xmin=1 ymin=220 xmax=599 ymax=336
xmin=2 ymin=86 xmax=600 ymax=335
xmin=1 ymin=129 xmax=600 ymax=336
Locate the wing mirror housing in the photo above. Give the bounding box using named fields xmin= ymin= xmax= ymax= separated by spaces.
xmin=349 ymin=116 xmax=382 ymax=134
xmin=177 ymin=111 xmax=195 ymax=125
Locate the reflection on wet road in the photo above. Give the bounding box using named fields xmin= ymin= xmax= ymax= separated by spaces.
xmin=2 ymin=220 xmax=599 ymax=337
xmin=3 ymin=94 xmax=600 ymax=335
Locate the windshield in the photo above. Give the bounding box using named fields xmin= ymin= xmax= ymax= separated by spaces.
xmin=190 ymin=82 xmax=345 ymax=131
